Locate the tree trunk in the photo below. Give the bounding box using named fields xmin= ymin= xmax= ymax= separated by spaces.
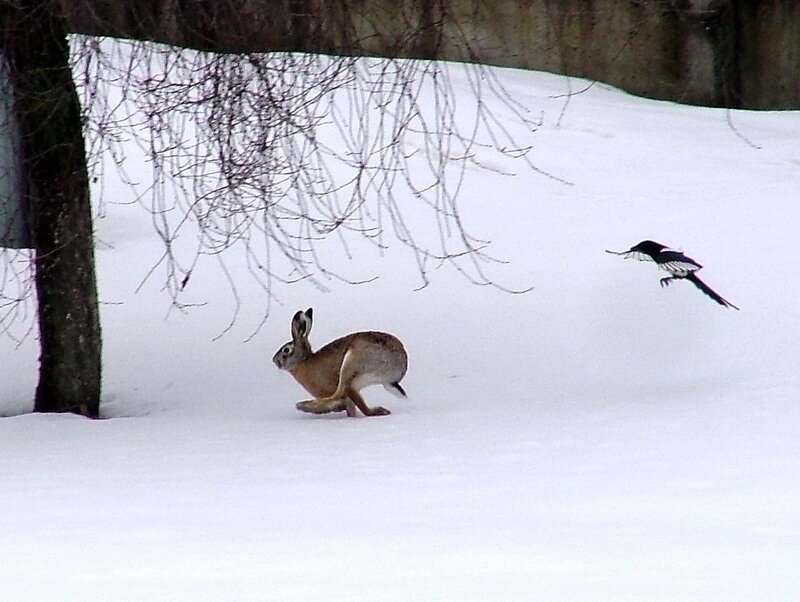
xmin=1 ymin=1 xmax=101 ymax=417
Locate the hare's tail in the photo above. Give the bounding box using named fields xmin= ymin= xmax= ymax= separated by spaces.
xmin=384 ymin=382 xmax=407 ymax=399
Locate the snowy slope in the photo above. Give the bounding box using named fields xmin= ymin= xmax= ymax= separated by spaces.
xmin=1 ymin=62 xmax=799 ymax=600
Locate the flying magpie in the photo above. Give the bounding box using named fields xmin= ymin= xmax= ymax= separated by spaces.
xmin=606 ymin=240 xmax=739 ymax=310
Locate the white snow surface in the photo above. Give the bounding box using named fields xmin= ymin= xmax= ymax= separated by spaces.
xmin=2 ymin=61 xmax=800 ymax=600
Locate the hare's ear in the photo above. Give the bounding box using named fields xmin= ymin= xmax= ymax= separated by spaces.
xmin=291 ymin=308 xmax=313 ymax=340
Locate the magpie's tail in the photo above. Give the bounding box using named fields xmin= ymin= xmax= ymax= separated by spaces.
xmin=686 ymin=272 xmax=739 ymax=310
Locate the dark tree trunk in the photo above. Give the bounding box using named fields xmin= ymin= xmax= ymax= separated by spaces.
xmin=1 ymin=1 xmax=101 ymax=417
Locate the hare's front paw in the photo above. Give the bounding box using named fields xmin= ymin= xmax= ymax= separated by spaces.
xmin=369 ymin=406 xmax=391 ymax=416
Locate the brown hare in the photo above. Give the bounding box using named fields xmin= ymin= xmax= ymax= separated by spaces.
xmin=273 ymin=308 xmax=408 ymax=417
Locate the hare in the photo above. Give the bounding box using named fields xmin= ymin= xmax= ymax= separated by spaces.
xmin=273 ymin=308 xmax=408 ymax=417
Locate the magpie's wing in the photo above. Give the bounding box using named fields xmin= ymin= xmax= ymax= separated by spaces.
xmin=617 ymin=250 xmax=656 ymax=262
xmin=657 ymin=250 xmax=702 ymax=275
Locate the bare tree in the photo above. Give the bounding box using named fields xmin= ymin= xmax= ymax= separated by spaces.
xmin=1 ymin=1 xmax=101 ymax=416
xmin=1 ymin=1 xmax=548 ymax=416
xmin=74 ymin=39 xmax=543 ymax=331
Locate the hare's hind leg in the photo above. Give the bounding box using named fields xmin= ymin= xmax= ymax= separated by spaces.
xmin=296 ymin=350 xmax=357 ymax=414
xmin=334 ymin=350 xmax=390 ymax=416
xmin=348 ymin=388 xmax=390 ymax=417
xmin=296 ymin=391 xmax=388 ymax=417
xmin=296 ymin=349 xmax=390 ymax=417
xmin=296 ymin=398 xmax=347 ymax=414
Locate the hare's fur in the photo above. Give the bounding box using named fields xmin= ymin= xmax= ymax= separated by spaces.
xmin=273 ymin=308 xmax=408 ymax=417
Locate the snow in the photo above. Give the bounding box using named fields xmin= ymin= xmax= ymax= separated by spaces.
xmin=2 ymin=58 xmax=800 ymax=599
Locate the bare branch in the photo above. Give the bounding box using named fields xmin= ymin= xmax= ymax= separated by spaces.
xmin=66 ymin=33 xmax=552 ymax=335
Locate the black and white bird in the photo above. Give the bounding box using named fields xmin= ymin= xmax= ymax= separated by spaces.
xmin=606 ymin=240 xmax=739 ymax=310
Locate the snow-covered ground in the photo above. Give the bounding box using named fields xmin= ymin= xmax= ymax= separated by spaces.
xmin=1 ymin=58 xmax=799 ymax=600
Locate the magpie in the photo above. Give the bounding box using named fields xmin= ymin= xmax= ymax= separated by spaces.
xmin=606 ymin=240 xmax=739 ymax=310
